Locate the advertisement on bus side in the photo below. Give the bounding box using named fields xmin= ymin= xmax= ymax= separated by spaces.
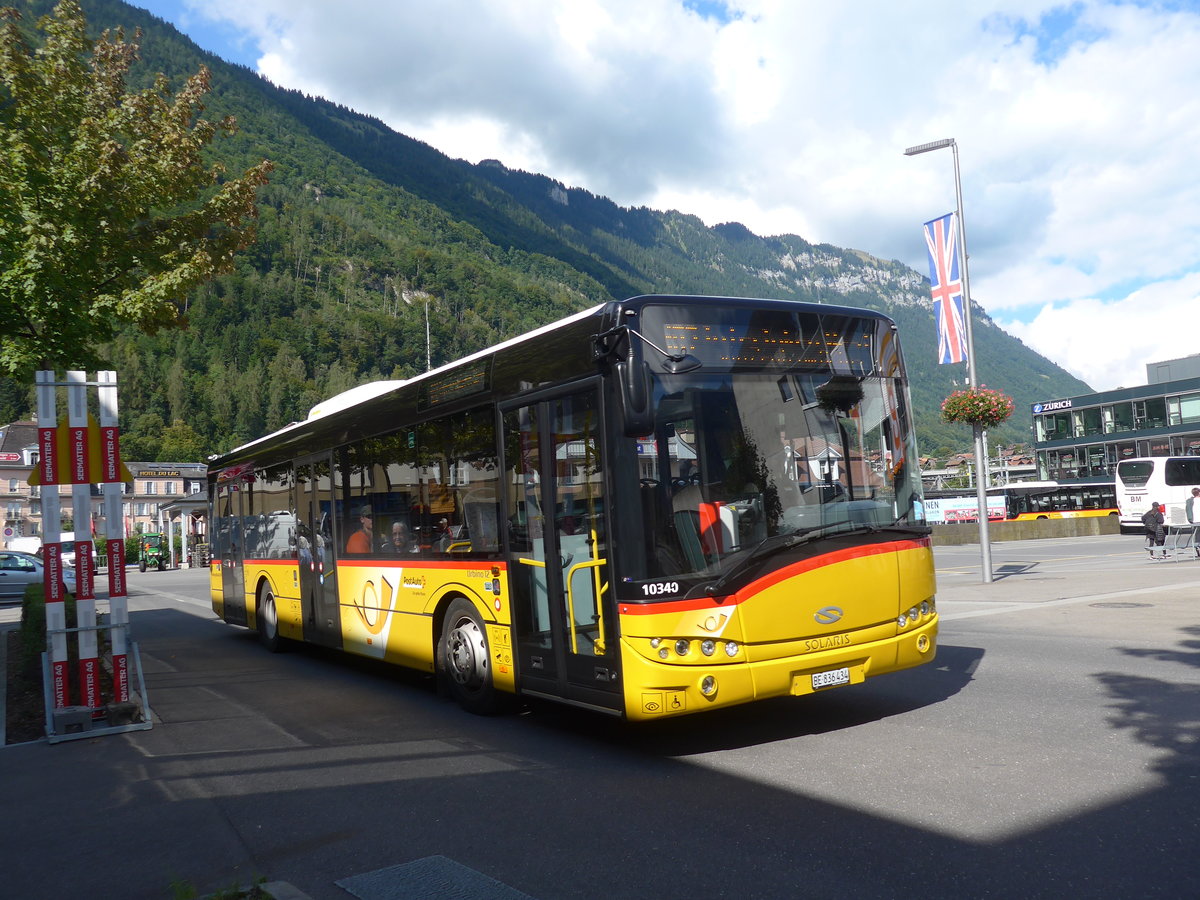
xmin=924 ymin=495 xmax=1007 ymax=525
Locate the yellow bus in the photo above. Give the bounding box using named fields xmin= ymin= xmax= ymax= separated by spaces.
xmin=995 ymin=481 xmax=1118 ymax=521
xmin=208 ymin=295 xmax=937 ymax=720
xmin=925 ymin=482 xmax=1117 ymax=523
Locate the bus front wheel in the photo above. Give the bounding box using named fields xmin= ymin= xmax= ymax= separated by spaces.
xmin=438 ymin=598 xmax=505 ymax=715
xmin=258 ymin=586 xmax=286 ymax=653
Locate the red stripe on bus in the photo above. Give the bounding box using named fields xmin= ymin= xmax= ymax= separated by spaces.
xmin=241 ymin=557 xmax=507 ymax=571
xmin=618 ymin=537 xmax=930 ymax=615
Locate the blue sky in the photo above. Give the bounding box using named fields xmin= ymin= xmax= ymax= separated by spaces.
xmin=128 ymin=1 xmax=1200 ymax=392
xmin=136 ymin=0 xmax=259 ymax=67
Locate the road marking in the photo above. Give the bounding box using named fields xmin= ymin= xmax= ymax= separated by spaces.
xmin=130 ymin=585 xmax=208 ymax=607
xmin=939 ymin=579 xmax=1200 ymax=620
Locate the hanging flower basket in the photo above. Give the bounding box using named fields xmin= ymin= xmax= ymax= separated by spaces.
xmin=816 ymin=376 xmax=864 ymax=415
xmin=940 ymin=385 xmax=1014 ymax=429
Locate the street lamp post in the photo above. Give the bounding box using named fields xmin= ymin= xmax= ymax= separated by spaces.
xmin=904 ymin=137 xmax=993 ymax=583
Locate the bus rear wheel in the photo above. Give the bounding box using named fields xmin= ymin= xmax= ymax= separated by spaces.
xmin=439 ymin=598 xmax=506 ymax=715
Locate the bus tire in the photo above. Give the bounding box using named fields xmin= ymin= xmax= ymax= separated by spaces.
xmin=258 ymin=585 xmax=286 ymax=653
xmin=438 ymin=597 xmax=507 ymax=715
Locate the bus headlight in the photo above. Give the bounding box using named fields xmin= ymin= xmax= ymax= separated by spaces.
xmin=724 ymin=641 xmax=739 ymax=657
xmin=908 ymin=607 xmax=919 ymax=625
xmin=700 ymin=640 xmax=716 ymax=656
xmin=921 ymin=601 xmax=930 ymax=617
xmin=699 ymin=675 xmax=717 ymax=696
xmin=897 ymin=615 xmax=908 ymax=628
xmin=675 ymin=639 xmax=690 ymax=656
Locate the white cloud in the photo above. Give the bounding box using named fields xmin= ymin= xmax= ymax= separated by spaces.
xmin=998 ymin=274 xmax=1200 ymax=392
xmin=162 ymin=0 xmax=1200 ymax=388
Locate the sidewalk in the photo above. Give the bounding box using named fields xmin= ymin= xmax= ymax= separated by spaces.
xmin=932 ymin=534 xmax=1200 ymax=617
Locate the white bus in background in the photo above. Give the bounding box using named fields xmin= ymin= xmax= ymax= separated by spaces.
xmin=1115 ymin=456 xmax=1200 ymax=532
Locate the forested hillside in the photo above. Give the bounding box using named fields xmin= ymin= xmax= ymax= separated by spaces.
xmin=0 ymin=0 xmax=1090 ymax=461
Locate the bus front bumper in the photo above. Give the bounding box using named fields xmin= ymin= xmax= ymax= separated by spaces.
xmin=620 ymin=617 xmax=938 ymax=721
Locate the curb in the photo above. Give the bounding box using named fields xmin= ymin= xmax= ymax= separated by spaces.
xmin=200 ymin=882 xmax=311 ymax=900
xmin=0 ymin=622 xmax=8 ymax=747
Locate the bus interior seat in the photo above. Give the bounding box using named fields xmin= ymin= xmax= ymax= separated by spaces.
xmin=845 ymin=499 xmax=885 ymax=527
xmin=674 ymin=509 xmax=707 ymax=570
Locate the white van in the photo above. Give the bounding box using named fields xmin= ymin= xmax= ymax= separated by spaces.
xmin=6 ymin=536 xmax=42 ymax=555
xmin=34 ymin=532 xmax=97 ymax=570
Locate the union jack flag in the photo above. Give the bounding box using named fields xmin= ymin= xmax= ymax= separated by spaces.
xmin=923 ymin=212 xmax=968 ymax=365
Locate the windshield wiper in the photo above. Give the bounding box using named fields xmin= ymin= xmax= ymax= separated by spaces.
xmin=874 ymin=518 xmax=932 ymax=535
xmin=700 ymin=522 xmax=876 ymax=597
xmin=698 ymin=514 xmax=929 ymax=598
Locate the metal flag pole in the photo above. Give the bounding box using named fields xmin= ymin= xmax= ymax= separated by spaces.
xmin=905 ymin=138 xmax=993 ymax=583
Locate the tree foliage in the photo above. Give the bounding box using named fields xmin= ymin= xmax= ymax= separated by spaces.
xmin=0 ymin=0 xmax=272 ymax=378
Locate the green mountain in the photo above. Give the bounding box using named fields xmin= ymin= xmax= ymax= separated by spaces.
xmin=3 ymin=0 xmax=1089 ymax=460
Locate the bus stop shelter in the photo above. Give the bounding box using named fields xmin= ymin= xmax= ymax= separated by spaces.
xmin=155 ymin=494 xmax=208 ymax=567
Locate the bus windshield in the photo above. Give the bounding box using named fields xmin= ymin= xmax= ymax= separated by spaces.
xmin=626 ymin=367 xmax=924 ymax=589
xmin=1116 ymin=461 xmax=1154 ymax=488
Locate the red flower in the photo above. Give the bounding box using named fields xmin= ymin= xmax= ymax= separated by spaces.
xmin=941 ymin=387 xmax=1015 ymax=428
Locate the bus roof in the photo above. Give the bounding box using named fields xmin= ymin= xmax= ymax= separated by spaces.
xmin=986 ymin=480 xmax=1114 ymax=491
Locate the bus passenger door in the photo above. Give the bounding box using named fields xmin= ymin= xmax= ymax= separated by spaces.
xmin=217 ymin=482 xmax=247 ymax=625
xmin=296 ymin=456 xmax=342 ymax=649
xmin=502 ymin=386 xmax=620 ymax=713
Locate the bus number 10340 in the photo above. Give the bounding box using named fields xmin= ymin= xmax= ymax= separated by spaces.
xmin=641 ymin=581 xmax=680 ymax=597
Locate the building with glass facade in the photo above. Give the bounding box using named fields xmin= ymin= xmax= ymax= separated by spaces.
xmin=1030 ymin=355 xmax=1200 ymax=483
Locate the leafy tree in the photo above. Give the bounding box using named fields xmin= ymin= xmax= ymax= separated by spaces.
xmin=159 ymin=418 xmax=205 ymax=462
xmin=0 ymin=0 xmax=272 ymax=379
xmin=121 ymin=411 xmax=164 ymax=462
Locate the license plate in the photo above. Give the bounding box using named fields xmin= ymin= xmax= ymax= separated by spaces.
xmin=811 ymin=667 xmax=850 ymax=690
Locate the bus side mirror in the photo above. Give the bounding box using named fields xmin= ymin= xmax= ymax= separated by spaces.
xmin=616 ymin=334 xmax=654 ymax=436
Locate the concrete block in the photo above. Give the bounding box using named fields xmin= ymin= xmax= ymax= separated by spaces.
xmin=51 ymin=705 xmax=93 ymax=735
xmin=105 ymin=701 xmax=140 ymax=726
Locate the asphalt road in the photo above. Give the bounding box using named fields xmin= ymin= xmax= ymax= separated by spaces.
xmin=2 ymin=534 xmax=1197 ymax=899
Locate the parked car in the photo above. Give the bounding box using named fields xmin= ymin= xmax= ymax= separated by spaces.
xmin=0 ymin=550 xmax=76 ymax=603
